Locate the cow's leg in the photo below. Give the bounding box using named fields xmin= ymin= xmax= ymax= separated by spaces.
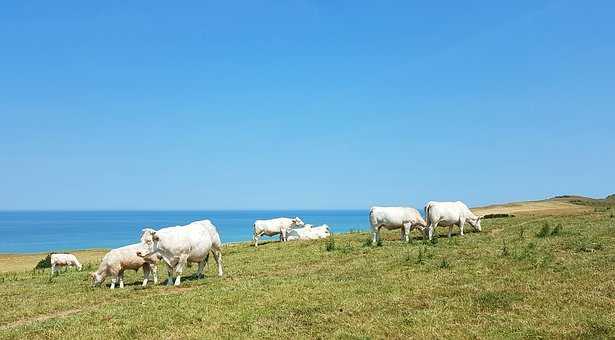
xmin=174 ymin=255 xmax=189 ymax=286
xmin=196 ymin=260 xmax=206 ymax=279
xmin=51 ymin=264 xmax=56 ymax=276
xmin=403 ymin=223 xmax=411 ymax=243
xmin=118 ymin=271 xmax=125 ymax=288
xmin=166 ymin=264 xmax=174 ymax=286
xmin=372 ymin=227 xmax=378 ymax=245
xmin=448 ymin=225 xmax=453 ymax=238
xmin=142 ymin=265 xmax=150 ymax=287
xmin=428 ymin=223 xmax=436 ymax=240
xmin=254 ymin=232 xmax=262 ymax=247
xmin=213 ymin=248 xmax=224 ymax=277
xmin=459 ymin=221 xmax=465 ymax=236
xmin=152 ymin=264 xmax=158 ymax=285
xmin=110 ymin=277 xmax=117 ymax=289
xmin=281 ymin=228 xmax=287 ymax=242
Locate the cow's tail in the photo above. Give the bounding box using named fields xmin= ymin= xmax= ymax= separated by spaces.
xmin=424 ymin=202 xmax=432 ymax=226
xmin=368 ymin=208 xmax=377 ymax=228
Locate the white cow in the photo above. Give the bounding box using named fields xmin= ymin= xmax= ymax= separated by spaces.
xmin=287 ymin=224 xmax=331 ymax=241
xmin=424 ymin=201 xmax=482 ymax=240
xmin=138 ymin=220 xmax=223 ymax=286
xmin=50 ymin=253 xmax=82 ymax=275
xmin=369 ymin=207 xmax=427 ymax=245
xmin=90 ymin=243 xmax=161 ymax=289
xmin=253 ymin=217 xmax=304 ymax=247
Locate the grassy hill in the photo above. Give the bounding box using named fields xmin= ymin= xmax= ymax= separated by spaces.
xmin=1 ymin=196 xmax=614 ymax=338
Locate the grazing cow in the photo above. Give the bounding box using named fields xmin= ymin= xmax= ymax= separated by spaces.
xmin=369 ymin=207 xmax=427 ymax=245
xmin=287 ymin=224 xmax=331 ymax=241
xmin=253 ymin=217 xmax=304 ymax=247
xmin=138 ymin=220 xmax=223 ymax=287
xmin=90 ymin=243 xmax=161 ymax=289
xmin=424 ymin=201 xmax=482 ymax=240
xmin=50 ymin=253 xmax=82 ymax=275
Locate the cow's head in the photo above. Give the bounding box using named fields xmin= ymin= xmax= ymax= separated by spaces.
xmin=139 ymin=228 xmax=160 ymax=257
xmin=90 ymin=272 xmax=104 ymax=287
xmin=292 ymin=217 xmax=304 ymax=227
xmin=469 ymin=216 xmax=482 ymax=232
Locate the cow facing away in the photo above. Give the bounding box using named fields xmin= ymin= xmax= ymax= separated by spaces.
xmin=50 ymin=253 xmax=82 ymax=275
xmin=91 ymin=243 xmax=161 ymax=289
xmin=286 ymin=224 xmax=331 ymax=241
xmin=138 ymin=220 xmax=223 ymax=287
xmin=424 ymin=201 xmax=482 ymax=240
xmin=369 ymin=207 xmax=427 ymax=245
xmin=253 ymin=217 xmax=304 ymax=247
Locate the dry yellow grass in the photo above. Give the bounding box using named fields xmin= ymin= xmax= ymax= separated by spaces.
xmin=472 ymin=199 xmax=591 ymax=217
xmin=0 ymin=249 xmax=107 ymax=274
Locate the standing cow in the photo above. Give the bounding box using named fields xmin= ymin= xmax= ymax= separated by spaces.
xmin=50 ymin=253 xmax=82 ymax=275
xmin=138 ymin=220 xmax=223 ymax=287
xmin=253 ymin=217 xmax=304 ymax=247
xmin=424 ymin=201 xmax=482 ymax=240
xmin=91 ymin=243 xmax=161 ymax=289
xmin=369 ymin=207 xmax=427 ymax=245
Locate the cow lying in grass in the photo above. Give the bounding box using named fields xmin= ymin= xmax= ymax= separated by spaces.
xmin=90 ymin=243 xmax=161 ymax=289
xmin=51 ymin=253 xmax=82 ymax=275
xmin=286 ymin=224 xmax=331 ymax=240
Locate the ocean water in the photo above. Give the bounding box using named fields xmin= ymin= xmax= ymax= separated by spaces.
xmin=0 ymin=210 xmax=369 ymax=253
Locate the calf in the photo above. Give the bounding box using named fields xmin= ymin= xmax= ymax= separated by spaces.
xmin=90 ymin=243 xmax=161 ymax=289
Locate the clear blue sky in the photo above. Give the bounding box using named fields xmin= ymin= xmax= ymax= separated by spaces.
xmin=1 ymin=1 xmax=613 ymax=210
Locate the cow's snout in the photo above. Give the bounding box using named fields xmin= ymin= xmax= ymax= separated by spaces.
xmin=136 ymin=251 xmax=142 ymax=257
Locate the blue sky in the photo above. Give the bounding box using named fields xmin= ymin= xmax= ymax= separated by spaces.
xmin=0 ymin=1 xmax=613 ymax=210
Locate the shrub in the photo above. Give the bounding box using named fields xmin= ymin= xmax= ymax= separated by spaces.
xmin=362 ymin=238 xmax=373 ymax=247
xmin=551 ymin=224 xmax=563 ymax=236
xmin=376 ymin=239 xmax=383 ymax=247
xmin=536 ymin=222 xmax=551 ymax=238
xmin=325 ymin=237 xmax=336 ymax=252
xmin=34 ymin=253 xmax=54 ymax=271
xmin=500 ymin=240 xmax=510 ymax=257
xmin=416 ymin=248 xmax=426 ymax=264
xmin=438 ymin=258 xmax=450 ymax=269
xmin=483 ymin=213 xmax=515 ymax=219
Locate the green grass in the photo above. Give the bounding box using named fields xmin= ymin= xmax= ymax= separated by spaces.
xmin=1 ymin=211 xmax=615 ymax=338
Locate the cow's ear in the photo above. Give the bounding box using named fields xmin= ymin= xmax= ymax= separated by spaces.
xmin=152 ymin=232 xmax=159 ymax=241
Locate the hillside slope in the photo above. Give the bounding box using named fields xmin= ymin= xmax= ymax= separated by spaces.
xmin=1 ymin=204 xmax=614 ymax=338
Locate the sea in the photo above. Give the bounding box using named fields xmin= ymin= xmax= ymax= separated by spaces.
xmin=0 ymin=210 xmax=369 ymax=253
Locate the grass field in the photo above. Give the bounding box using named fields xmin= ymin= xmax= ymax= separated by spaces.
xmin=1 ymin=198 xmax=615 ymax=338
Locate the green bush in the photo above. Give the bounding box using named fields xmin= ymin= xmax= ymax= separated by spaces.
xmin=536 ymin=222 xmax=551 ymax=238
xmin=438 ymin=258 xmax=450 ymax=269
xmin=325 ymin=237 xmax=336 ymax=252
xmin=499 ymin=240 xmax=510 ymax=257
xmin=551 ymin=224 xmax=563 ymax=236
xmin=34 ymin=253 xmax=54 ymax=271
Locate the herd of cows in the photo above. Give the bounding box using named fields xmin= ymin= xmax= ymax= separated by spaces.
xmin=48 ymin=201 xmax=482 ymax=289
